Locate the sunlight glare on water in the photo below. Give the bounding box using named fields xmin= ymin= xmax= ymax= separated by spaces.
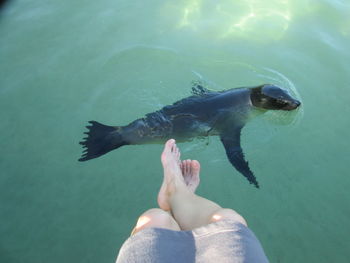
xmin=0 ymin=0 xmax=350 ymax=262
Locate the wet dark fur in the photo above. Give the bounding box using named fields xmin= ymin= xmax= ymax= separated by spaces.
xmin=79 ymin=84 xmax=300 ymax=188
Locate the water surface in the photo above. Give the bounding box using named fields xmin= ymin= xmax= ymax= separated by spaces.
xmin=1 ymin=0 xmax=350 ymax=262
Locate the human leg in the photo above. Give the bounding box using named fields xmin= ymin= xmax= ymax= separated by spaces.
xmin=132 ymin=157 xmax=202 ymax=235
xmin=158 ymin=139 xmax=247 ymax=231
xmin=131 ymin=208 xmax=180 ymax=235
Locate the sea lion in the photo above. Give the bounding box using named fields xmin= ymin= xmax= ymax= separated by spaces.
xmin=79 ymin=83 xmax=301 ymax=188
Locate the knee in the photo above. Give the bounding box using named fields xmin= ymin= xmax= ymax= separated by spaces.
xmin=132 ymin=208 xmax=180 ymax=235
xmin=209 ymin=208 xmax=248 ymax=226
xmin=139 ymin=208 xmax=174 ymax=226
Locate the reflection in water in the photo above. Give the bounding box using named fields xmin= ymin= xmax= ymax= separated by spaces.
xmin=340 ymin=19 xmax=350 ymax=36
xmin=176 ymin=0 xmax=292 ymax=41
xmin=178 ymin=0 xmax=202 ymax=29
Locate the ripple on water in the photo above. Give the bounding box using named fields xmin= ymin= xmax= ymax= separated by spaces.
xmin=92 ymin=46 xmax=303 ymax=151
xmin=188 ymin=60 xmax=303 ymax=152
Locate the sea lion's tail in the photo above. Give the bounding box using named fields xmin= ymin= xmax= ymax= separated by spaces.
xmin=78 ymin=121 xmax=128 ymax=161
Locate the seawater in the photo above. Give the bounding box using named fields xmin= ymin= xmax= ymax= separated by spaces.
xmin=1 ymin=0 xmax=349 ymax=262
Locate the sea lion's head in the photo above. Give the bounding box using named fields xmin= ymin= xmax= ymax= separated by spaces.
xmin=250 ymin=84 xmax=301 ymax=111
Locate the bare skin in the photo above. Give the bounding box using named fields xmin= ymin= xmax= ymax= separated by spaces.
xmin=133 ymin=139 xmax=247 ymax=234
xmin=158 ymin=150 xmax=201 ymax=211
xmin=181 ymin=159 xmax=200 ymax=193
xmin=132 ymin=156 xmax=201 ymax=235
xmin=157 ymin=139 xmax=247 ymax=230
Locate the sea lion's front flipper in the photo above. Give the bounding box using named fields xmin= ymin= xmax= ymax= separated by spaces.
xmin=220 ymin=126 xmax=260 ymax=188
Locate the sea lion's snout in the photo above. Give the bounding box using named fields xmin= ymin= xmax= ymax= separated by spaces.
xmin=251 ymin=84 xmax=301 ymax=111
xmin=283 ymin=99 xmax=301 ymax=111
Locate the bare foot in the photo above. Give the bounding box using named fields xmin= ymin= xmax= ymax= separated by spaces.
xmin=158 ymin=139 xmax=187 ymax=211
xmin=180 ymin=159 xmax=200 ymax=193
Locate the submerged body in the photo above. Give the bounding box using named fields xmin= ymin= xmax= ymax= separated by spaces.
xmin=124 ymin=87 xmax=251 ymax=143
xmin=79 ymin=84 xmax=301 ymax=188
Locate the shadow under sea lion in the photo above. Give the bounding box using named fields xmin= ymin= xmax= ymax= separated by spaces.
xmin=79 ymin=84 xmax=301 ymax=188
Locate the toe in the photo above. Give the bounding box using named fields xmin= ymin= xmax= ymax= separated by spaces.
xmin=168 ymin=139 xmax=176 ymax=146
xmin=191 ymin=160 xmax=200 ymax=183
xmin=186 ymin=159 xmax=191 ymax=175
xmin=175 ymin=146 xmax=181 ymax=160
xmin=191 ymin=160 xmax=200 ymax=173
xmin=161 ymin=139 xmax=176 ymax=163
xmin=180 ymin=160 xmax=186 ymax=174
xmin=165 ymin=139 xmax=175 ymax=152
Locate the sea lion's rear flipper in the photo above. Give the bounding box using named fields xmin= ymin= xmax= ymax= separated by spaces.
xmin=79 ymin=121 xmax=128 ymax=161
xmin=220 ymin=126 xmax=260 ymax=188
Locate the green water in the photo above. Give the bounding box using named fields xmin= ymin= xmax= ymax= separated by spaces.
xmin=1 ymin=0 xmax=350 ymax=262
